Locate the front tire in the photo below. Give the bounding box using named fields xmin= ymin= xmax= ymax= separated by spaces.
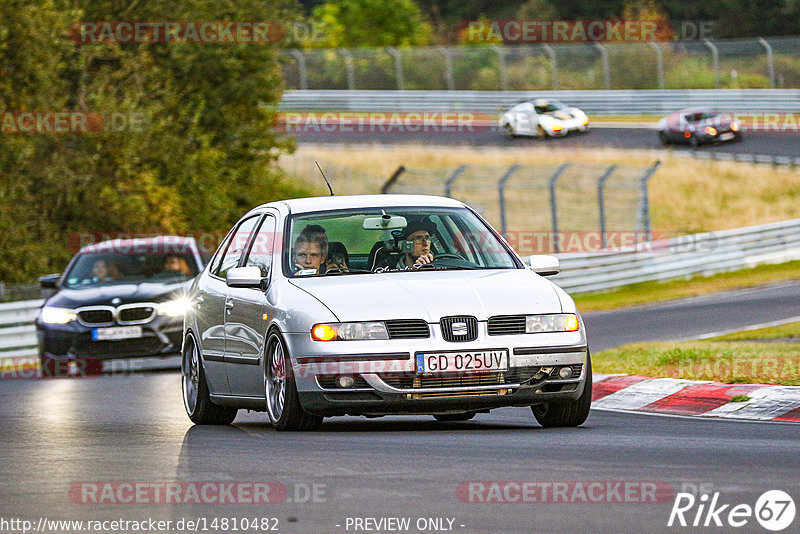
xmin=658 ymin=131 xmax=670 ymax=145
xmin=182 ymin=333 xmax=238 ymax=425
xmin=503 ymin=123 xmax=515 ymax=139
xmin=531 ymin=353 xmax=592 ymax=428
xmin=265 ymin=331 xmax=323 ymax=431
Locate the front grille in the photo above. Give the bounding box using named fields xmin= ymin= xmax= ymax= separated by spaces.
xmin=440 ymin=316 xmax=478 ymax=342
xmin=385 ymin=319 xmax=430 ymax=339
xmin=315 ymin=375 xmax=371 ymax=390
xmin=380 ymin=372 xmax=504 ymax=389
xmin=487 ymin=315 xmax=526 ymax=336
xmin=118 ymin=305 xmax=156 ymax=325
xmin=76 ymin=309 xmax=114 ymax=326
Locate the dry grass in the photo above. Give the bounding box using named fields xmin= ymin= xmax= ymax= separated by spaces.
xmin=281 ymin=145 xmax=800 ymax=235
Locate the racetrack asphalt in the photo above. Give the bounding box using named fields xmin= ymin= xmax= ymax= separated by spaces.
xmin=293 ymin=127 xmax=800 ymax=158
xmin=1 ymin=282 xmax=799 ymax=533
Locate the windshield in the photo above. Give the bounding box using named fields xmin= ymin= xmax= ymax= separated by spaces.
xmin=534 ymin=100 xmax=565 ymax=114
xmin=286 ymin=207 xmax=519 ymax=277
xmin=63 ymin=252 xmax=199 ymax=288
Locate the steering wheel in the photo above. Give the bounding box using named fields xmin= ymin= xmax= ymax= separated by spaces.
xmin=431 ymin=253 xmax=465 ymax=261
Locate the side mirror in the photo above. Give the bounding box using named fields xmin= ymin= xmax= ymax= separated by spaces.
xmin=39 ymin=273 xmax=61 ymax=289
xmin=529 ymin=255 xmax=560 ymax=276
xmin=226 ymin=266 xmax=265 ymax=288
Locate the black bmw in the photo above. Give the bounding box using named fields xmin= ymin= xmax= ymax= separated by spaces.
xmin=36 ymin=236 xmax=207 ymax=375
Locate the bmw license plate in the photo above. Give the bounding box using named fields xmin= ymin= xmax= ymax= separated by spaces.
xmin=416 ymin=349 xmax=508 ymax=374
xmin=92 ymin=326 xmax=142 ymax=341
xmin=719 ymin=132 xmax=734 ymax=141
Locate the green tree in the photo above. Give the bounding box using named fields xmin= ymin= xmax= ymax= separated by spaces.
xmin=312 ymin=0 xmax=433 ymax=47
xmin=0 ymin=0 xmax=308 ymax=283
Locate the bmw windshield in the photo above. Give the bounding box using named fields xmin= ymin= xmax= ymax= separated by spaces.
xmin=286 ymin=207 xmax=520 ymax=277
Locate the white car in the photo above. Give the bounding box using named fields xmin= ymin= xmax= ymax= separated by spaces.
xmin=500 ymin=99 xmax=589 ymax=139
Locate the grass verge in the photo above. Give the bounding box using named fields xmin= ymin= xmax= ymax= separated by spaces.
xmin=594 ymin=322 xmax=800 ymax=386
xmin=573 ymin=260 xmax=800 ymax=312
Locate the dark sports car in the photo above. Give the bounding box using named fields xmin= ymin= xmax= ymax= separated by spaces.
xmin=36 ymin=236 xmax=206 ymax=375
xmin=657 ymin=108 xmax=742 ymax=146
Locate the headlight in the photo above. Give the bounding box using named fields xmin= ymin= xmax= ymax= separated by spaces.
xmin=311 ymin=322 xmax=389 ymax=341
xmin=158 ymin=297 xmax=191 ymax=317
xmin=525 ymin=314 xmax=580 ymax=333
xmin=582 ymin=117 xmax=589 ymax=125
xmin=40 ymin=307 xmax=77 ymax=324
xmin=551 ymin=123 xmax=563 ymax=131
xmin=704 ymin=126 xmax=717 ymax=136
xmin=730 ymin=121 xmax=739 ymax=132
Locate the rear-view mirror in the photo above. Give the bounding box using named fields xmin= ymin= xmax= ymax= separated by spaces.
xmin=363 ymin=214 xmax=407 ymax=230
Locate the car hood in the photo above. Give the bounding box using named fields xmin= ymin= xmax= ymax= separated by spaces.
xmin=288 ymin=269 xmax=563 ymax=323
xmin=46 ymin=280 xmax=191 ymax=309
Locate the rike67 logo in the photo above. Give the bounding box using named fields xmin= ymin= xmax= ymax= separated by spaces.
xmin=668 ymin=490 xmax=796 ymax=531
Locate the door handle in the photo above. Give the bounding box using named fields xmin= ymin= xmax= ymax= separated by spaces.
xmin=225 ymin=299 xmax=234 ymax=313
xmin=196 ymin=295 xmax=205 ymax=303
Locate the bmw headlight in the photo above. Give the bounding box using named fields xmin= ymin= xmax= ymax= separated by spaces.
xmin=40 ymin=307 xmax=77 ymax=324
xmin=158 ymin=297 xmax=191 ymax=317
xmin=525 ymin=314 xmax=579 ymax=333
xmin=311 ymin=322 xmax=389 ymax=341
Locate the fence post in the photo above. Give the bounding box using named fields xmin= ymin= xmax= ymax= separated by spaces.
xmin=288 ymin=49 xmax=307 ymax=90
xmin=596 ymin=164 xmax=618 ymax=250
xmin=648 ymin=41 xmax=665 ymax=89
xmin=340 ymin=49 xmax=356 ymax=90
xmin=548 ymin=163 xmax=570 ymax=253
xmin=639 ymin=161 xmax=661 ymax=242
xmin=758 ymin=37 xmax=775 ymax=88
xmin=444 ymin=165 xmax=468 ymax=198
xmin=497 ymin=164 xmax=520 ymax=236
xmin=381 ymin=166 xmax=406 ymax=194
xmin=439 ymin=46 xmax=455 ymax=90
xmin=386 ymin=47 xmax=405 ymax=91
xmin=593 ymin=42 xmax=610 ymax=89
xmin=491 ymin=45 xmax=508 ymax=91
xmin=704 ymin=39 xmax=719 ymax=89
xmin=542 ymin=44 xmax=558 ymax=90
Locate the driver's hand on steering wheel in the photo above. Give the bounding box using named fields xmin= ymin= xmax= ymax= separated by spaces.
xmin=413 ymin=252 xmax=434 ymax=268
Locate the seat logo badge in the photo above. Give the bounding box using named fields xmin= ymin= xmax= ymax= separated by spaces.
xmin=111 ymin=298 xmax=121 ymax=305
xmin=452 ymin=322 xmax=468 ymax=336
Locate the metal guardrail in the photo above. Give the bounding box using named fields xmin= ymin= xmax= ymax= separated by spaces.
xmin=550 ymin=218 xmax=800 ymax=293
xmin=2 ymin=218 xmax=800 ymax=361
xmin=0 ymin=299 xmax=42 ymax=360
xmin=280 ymin=89 xmax=800 ymax=115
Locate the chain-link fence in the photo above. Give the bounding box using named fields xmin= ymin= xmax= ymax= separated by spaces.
xmin=280 ymin=37 xmax=800 ymax=91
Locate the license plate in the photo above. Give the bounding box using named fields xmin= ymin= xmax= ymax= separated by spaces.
xmin=92 ymin=326 xmax=142 ymax=341
xmin=719 ymin=132 xmax=734 ymax=140
xmin=416 ymin=350 xmax=508 ymax=374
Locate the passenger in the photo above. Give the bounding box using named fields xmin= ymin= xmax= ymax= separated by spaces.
xmin=325 ymin=242 xmax=349 ymax=273
xmin=398 ymin=219 xmax=436 ymax=268
xmin=91 ymin=258 xmax=122 ymax=282
xmin=292 ymin=225 xmax=328 ymax=274
xmin=162 ymin=255 xmax=191 ymax=275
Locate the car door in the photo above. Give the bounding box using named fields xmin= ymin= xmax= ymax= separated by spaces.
xmin=224 ymin=211 xmax=278 ymax=397
xmin=514 ymin=103 xmax=535 ymax=135
xmin=196 ymin=215 xmax=260 ymax=394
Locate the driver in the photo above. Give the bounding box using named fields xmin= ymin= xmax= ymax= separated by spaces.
xmin=398 ymin=218 xmax=436 ymax=269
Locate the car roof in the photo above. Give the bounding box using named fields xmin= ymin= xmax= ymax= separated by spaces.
xmin=259 ymin=194 xmax=467 ymax=214
xmin=79 ymin=235 xmax=196 ymax=254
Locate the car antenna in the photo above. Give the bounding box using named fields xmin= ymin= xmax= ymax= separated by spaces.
xmin=315 ymin=161 xmax=334 ymax=196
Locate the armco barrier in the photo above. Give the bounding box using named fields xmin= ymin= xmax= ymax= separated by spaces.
xmin=0 ymin=299 xmax=42 ymax=360
xmin=1 ymin=218 xmax=799 ymax=362
xmin=550 ymin=218 xmax=800 ymax=292
xmin=280 ymin=89 xmax=800 ymax=116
